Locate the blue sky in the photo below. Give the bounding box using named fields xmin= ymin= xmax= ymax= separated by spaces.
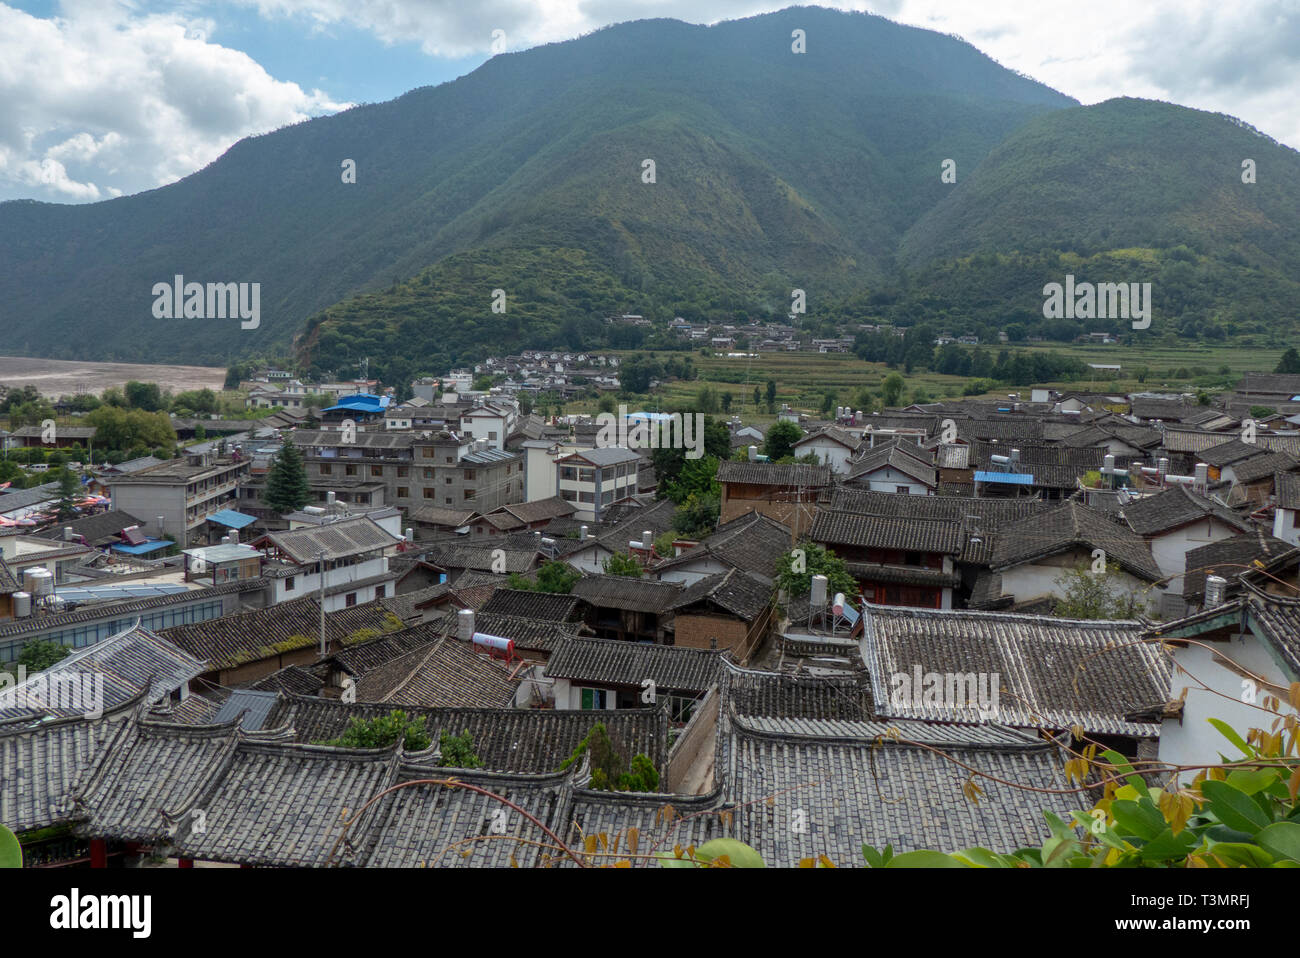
xmin=2 ymin=0 xmax=1297 ymax=203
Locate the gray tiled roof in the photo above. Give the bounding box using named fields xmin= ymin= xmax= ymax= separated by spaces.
xmin=811 ymin=511 xmax=964 ymax=555
xmin=572 ymin=575 xmax=683 ymax=614
xmin=860 ymin=603 xmax=1168 ymax=735
xmin=354 ymin=635 xmax=520 ymax=708
xmin=1121 ymin=485 xmax=1252 ymax=537
xmin=1183 ymin=530 xmax=1293 ymax=602
xmin=654 ymin=512 xmax=792 ymax=579
xmin=828 ymin=490 xmax=1051 ymax=528
xmin=34 ymin=509 xmax=144 ymax=545
xmin=545 ymin=637 xmax=725 ymax=694
xmin=669 ymin=568 xmax=773 ymax=622
xmin=248 ymin=665 xmax=326 ymax=696
xmin=0 ymin=704 xmax=132 ymax=833
xmin=717 ymin=460 xmax=831 ymax=487
xmin=283 ymin=695 xmax=666 ymax=774
xmin=479 ymin=588 xmax=582 ymax=621
xmin=1199 ymin=439 xmax=1267 ymax=468
xmin=1278 ymin=472 xmax=1300 ymax=511
xmin=470 ymin=612 xmax=586 ymax=655
xmin=991 ymin=501 xmax=1162 ymax=582
xmin=1229 ymin=451 xmax=1298 ymax=484
xmin=266 ymin=515 xmax=400 ymax=563
xmin=847 ymin=442 xmax=936 ymax=486
xmin=0 ymin=624 xmax=206 ymax=722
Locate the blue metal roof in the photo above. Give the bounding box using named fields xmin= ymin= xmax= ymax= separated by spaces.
xmin=207 ymin=508 xmax=257 ymax=529
xmin=322 ymin=393 xmax=389 ymax=414
xmin=213 ymin=689 xmax=280 ymax=730
xmin=110 ymin=538 xmax=173 ymax=555
xmin=974 ymin=471 xmax=1035 ymax=485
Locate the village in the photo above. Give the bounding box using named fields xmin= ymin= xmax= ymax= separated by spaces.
xmin=1 ymin=364 xmax=1298 ymax=868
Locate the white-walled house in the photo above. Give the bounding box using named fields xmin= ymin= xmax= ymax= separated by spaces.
xmin=1150 ymin=581 xmax=1300 ymax=785
xmin=253 ymin=515 xmax=402 ymax=612
xmin=793 ymin=426 xmax=860 ymax=476
xmin=988 ymin=501 xmax=1165 ymax=614
xmin=842 ymin=443 xmax=936 ymax=495
xmin=1275 ymin=473 xmax=1300 ymax=546
xmin=1122 ymin=486 xmax=1253 ymax=618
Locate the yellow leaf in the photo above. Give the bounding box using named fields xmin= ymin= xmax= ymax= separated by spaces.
xmin=626 ymin=827 xmax=639 ymax=855
xmin=613 ymin=860 xmax=632 ymax=868
xmin=711 ymin=854 xmax=732 ymax=868
xmin=599 ymin=832 xmax=608 ymax=851
xmin=584 ymin=835 xmax=598 ymax=855
xmin=510 ymin=854 xmax=519 ymax=869
xmin=818 ymin=854 xmax=836 ymax=868
xmin=798 ymin=857 xmax=815 ymax=868
xmin=1070 ymin=725 xmax=1086 ymax=740
xmin=1290 ymin=682 xmax=1300 ymax=712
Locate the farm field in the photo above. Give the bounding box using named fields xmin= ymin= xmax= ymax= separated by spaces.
xmin=0 ymin=355 xmax=226 ymax=398
xmin=592 ymin=342 xmax=1288 ymax=419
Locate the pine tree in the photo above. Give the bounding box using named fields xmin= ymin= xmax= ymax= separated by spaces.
xmin=54 ymin=466 xmax=81 ymax=520
xmin=264 ymin=441 xmax=310 ymax=514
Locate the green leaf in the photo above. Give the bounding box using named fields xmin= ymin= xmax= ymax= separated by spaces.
xmin=884 ymin=850 xmax=970 ymax=868
xmin=1201 ymin=780 xmax=1272 ymax=835
xmin=1225 ymin=767 xmax=1280 ymax=796
xmin=1207 ymin=841 xmax=1274 ymax=867
xmin=951 ymin=847 xmax=1015 ymax=868
xmin=862 ymin=845 xmax=885 ymax=868
xmin=1109 ymin=799 xmax=1167 ymax=841
xmin=1256 ymin=822 xmax=1300 ymax=862
xmin=692 ymin=838 xmax=765 ymax=868
xmin=0 ymin=825 xmax=21 ymax=869
xmin=1101 ymin=749 xmax=1147 ymax=793
xmin=1138 ymin=827 xmax=1199 ymax=864
xmin=1207 ymin=718 xmax=1255 ymax=757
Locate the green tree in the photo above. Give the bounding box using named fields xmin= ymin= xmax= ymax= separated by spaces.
xmin=508 ymin=559 xmax=580 ymax=593
xmin=765 ymin=380 xmax=777 ymax=413
xmin=16 ymin=640 xmax=71 ymax=672
xmin=776 ymin=543 xmax=856 ymax=599
xmin=672 ymin=491 xmax=720 ymax=538
xmin=881 ymin=372 xmax=905 ymax=407
xmin=1052 ymin=562 xmax=1143 ymax=619
xmin=602 ymin=551 xmax=643 ymax=577
xmin=52 ymin=466 xmax=81 ymax=520
xmin=124 ymin=380 xmax=165 ymax=411
xmin=264 ymin=441 xmax=310 ymax=513
xmin=1275 ymin=347 xmax=1300 ymax=374
xmin=559 ymin=723 xmax=660 ymax=793
xmin=763 ymin=420 xmax=803 ymax=461
xmin=662 ymin=454 xmax=720 ymax=505
xmin=721 ymin=391 xmax=733 ymax=414
xmin=323 ymin=710 xmax=432 ymax=750
xmin=435 ymin=729 xmax=485 ymax=769
xmin=752 ymin=386 xmax=761 ymax=409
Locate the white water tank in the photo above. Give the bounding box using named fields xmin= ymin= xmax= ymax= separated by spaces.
xmin=580 ymin=525 xmax=589 ymax=539
xmin=1205 ymin=575 xmax=1228 ymax=608
xmin=456 ymin=608 xmax=476 ymax=642
xmin=24 ymin=567 xmax=53 ymax=597
xmin=12 ymin=592 xmax=30 ymax=617
xmin=748 ymin=445 xmax=758 ymax=462
xmin=810 ymin=574 xmax=828 ymax=609
xmin=472 ymin=633 xmax=515 ymax=656
xmin=832 ymin=593 xmax=845 ymax=616
xmin=405 ymin=527 xmax=414 ymax=542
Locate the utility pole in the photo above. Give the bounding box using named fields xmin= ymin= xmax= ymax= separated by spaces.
xmin=317 ymin=549 xmax=327 ymax=656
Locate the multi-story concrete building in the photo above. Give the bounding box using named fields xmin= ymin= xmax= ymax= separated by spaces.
xmin=289 ymin=429 xmax=524 ymax=517
xmin=109 ymin=451 xmax=252 ymax=548
xmin=555 ymin=447 xmax=641 ymax=522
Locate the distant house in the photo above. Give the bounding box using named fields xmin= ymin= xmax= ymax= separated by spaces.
xmin=792 ymin=425 xmax=860 ymax=476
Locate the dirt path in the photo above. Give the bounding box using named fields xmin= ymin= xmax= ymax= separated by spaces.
xmin=0 ymin=356 xmax=226 ymax=397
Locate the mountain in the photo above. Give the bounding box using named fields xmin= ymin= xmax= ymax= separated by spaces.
xmin=0 ymin=7 xmax=1074 ymax=366
xmin=4 ymin=7 xmax=1298 ymax=379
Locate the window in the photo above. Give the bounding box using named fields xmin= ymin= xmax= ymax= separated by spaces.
xmin=371 ymin=465 xmax=383 ymax=477
xmin=423 ymin=468 xmax=435 ymax=479
xmin=374 ymin=584 xmax=385 ymax=598
xmin=580 ymin=688 xmax=607 ymax=710
xmin=319 ymin=463 xmax=333 ymax=475
xmin=488 ymin=432 xmax=497 ymax=440
xmin=345 ymin=592 xmax=357 ymax=607
xmin=464 ymin=469 xmax=475 ymax=480
xmin=397 ymin=466 xmax=409 ymax=477
xmin=345 ymin=464 xmax=357 ymax=476
xmin=602 ymin=490 xmax=613 ymax=505
xmin=285 ymin=577 xmax=295 ymax=591
xmin=397 ymin=487 xmax=409 ymax=499
xmin=560 ymin=467 xmax=577 ymax=481
xmin=579 ymin=468 xmax=595 ymax=483
xmin=423 ymin=489 xmax=434 ymax=499
xmin=422 ymin=447 xmax=435 ymax=458
xmin=445 ymin=498 xmax=452 ymax=505
xmin=445 ymin=477 xmax=452 ymax=484
xmin=904 ymin=552 xmax=922 ymax=566
xmin=579 ymin=491 xmax=594 ymax=503
xmin=896 ymin=485 xmax=909 ymax=494
xmin=464 ymin=489 xmax=475 ymax=500
xmin=446 ymin=456 xmax=454 ymax=463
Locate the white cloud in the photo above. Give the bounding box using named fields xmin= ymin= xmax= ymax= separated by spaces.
xmin=0 ymin=1 xmax=351 ymax=202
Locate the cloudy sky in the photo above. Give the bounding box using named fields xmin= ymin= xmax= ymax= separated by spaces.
xmin=2 ymin=0 xmax=1296 ymax=203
